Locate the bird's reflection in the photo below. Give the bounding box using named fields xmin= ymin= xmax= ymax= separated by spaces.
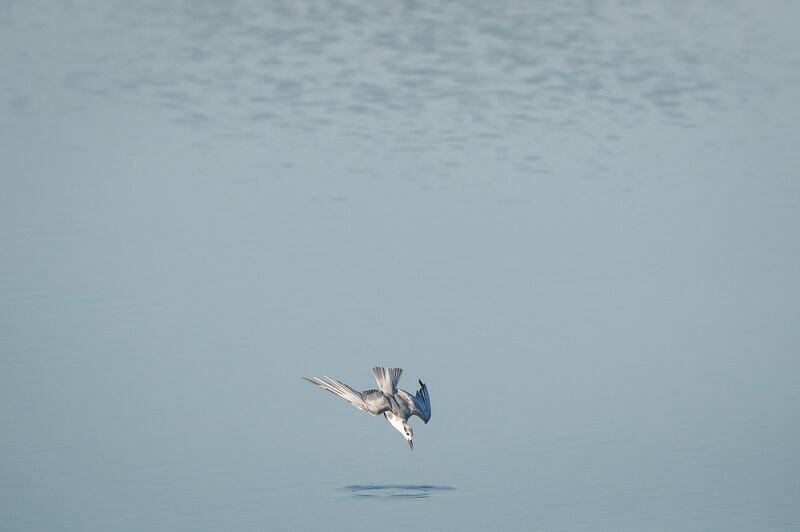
xmin=344 ymin=485 xmax=455 ymax=499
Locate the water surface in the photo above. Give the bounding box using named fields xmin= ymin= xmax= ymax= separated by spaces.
xmin=1 ymin=1 xmax=799 ymax=530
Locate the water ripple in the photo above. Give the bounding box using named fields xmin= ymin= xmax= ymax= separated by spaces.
xmin=49 ymin=0 xmax=771 ymax=140
xmin=343 ymin=484 xmax=455 ymax=499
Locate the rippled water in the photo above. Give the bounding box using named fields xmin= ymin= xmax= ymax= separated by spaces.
xmin=2 ymin=1 xmax=799 ymax=530
xmin=344 ymin=484 xmax=455 ymax=499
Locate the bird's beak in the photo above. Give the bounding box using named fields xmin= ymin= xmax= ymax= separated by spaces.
xmin=408 ymin=439 xmax=413 ymax=450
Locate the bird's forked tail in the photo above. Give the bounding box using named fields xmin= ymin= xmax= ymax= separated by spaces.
xmin=373 ymin=367 xmax=402 ymax=394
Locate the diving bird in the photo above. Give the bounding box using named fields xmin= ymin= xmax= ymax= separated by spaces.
xmin=303 ymin=367 xmax=431 ymax=449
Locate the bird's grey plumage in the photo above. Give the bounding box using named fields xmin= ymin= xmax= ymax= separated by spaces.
xmin=303 ymin=367 xmax=432 ymax=448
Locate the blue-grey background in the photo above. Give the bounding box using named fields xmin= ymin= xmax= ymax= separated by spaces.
xmin=1 ymin=1 xmax=798 ymax=530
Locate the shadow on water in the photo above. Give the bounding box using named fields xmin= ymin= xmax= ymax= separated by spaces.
xmin=343 ymin=485 xmax=455 ymax=500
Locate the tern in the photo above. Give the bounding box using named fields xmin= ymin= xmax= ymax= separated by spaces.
xmin=303 ymin=367 xmax=431 ymax=449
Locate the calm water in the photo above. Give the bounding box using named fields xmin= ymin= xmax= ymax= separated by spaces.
xmin=2 ymin=1 xmax=799 ymax=530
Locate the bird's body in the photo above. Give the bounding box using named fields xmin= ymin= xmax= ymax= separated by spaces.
xmin=303 ymin=367 xmax=431 ymax=449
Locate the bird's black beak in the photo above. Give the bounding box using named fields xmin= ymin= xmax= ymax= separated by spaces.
xmin=408 ymin=439 xmax=413 ymax=450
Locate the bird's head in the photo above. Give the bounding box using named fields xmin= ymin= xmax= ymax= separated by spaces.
xmin=403 ymin=423 xmax=414 ymax=450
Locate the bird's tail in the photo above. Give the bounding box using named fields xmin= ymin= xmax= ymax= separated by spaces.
xmin=373 ymin=367 xmax=402 ymax=394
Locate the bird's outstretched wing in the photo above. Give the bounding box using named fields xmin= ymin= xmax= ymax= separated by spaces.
xmin=402 ymin=379 xmax=431 ymax=423
xmin=303 ymin=376 xmax=391 ymax=416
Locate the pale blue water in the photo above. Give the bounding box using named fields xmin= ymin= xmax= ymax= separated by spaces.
xmin=1 ymin=1 xmax=799 ymax=530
